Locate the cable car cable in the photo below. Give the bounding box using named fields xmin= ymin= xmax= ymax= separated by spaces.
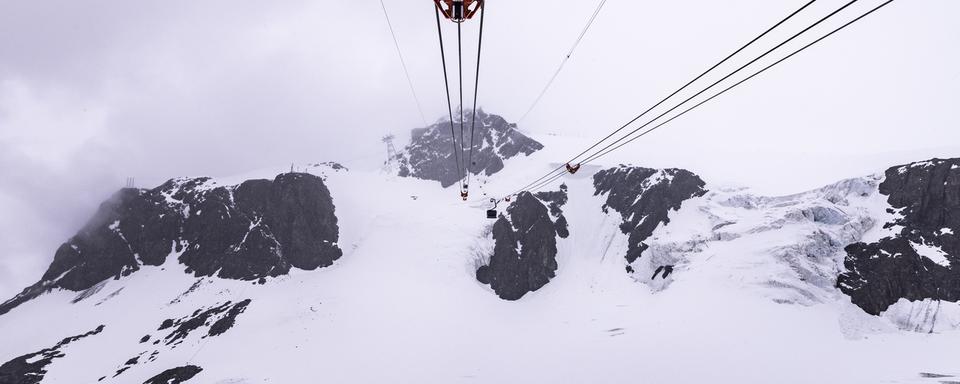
xmin=435 ymin=5 xmax=466 ymax=190
xmin=505 ymin=0 xmax=818 ymax=198
xmin=517 ymin=0 xmax=609 ymax=124
xmin=527 ymin=171 xmax=566 ymax=195
xmin=379 ymin=0 xmax=428 ymax=127
xmin=583 ymin=0 xmax=895 ymax=166
xmin=467 ymin=0 xmax=486 ymax=188
xmin=569 ymin=0 xmax=857 ymax=168
xmin=458 ymin=22 xmax=467 ymax=188
xmin=522 ymin=0 xmax=850 ymax=194
xmin=526 ymin=0 xmax=896 ymax=193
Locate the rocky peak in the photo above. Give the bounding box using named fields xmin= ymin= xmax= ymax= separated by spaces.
xmin=397 ymin=109 xmax=543 ymax=187
xmin=838 ymin=158 xmax=960 ymax=315
xmin=475 ymin=187 xmax=569 ymax=300
xmin=0 ymin=173 xmax=342 ymax=316
xmin=593 ymin=166 xmax=708 ymax=265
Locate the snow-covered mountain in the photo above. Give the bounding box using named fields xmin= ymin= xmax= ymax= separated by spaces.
xmin=2 ymin=129 xmax=960 ymax=383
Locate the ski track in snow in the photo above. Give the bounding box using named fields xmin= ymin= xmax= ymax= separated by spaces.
xmin=0 ymin=157 xmax=959 ymax=384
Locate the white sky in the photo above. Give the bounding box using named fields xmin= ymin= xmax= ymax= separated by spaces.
xmin=0 ymin=0 xmax=958 ymax=298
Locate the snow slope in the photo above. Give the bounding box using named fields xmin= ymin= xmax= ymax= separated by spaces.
xmin=2 ymin=155 xmax=960 ymax=383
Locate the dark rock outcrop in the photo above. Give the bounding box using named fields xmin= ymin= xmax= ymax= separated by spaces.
xmin=593 ymin=166 xmax=707 ymax=264
xmin=397 ymin=110 xmax=543 ymax=187
xmin=163 ymin=299 xmax=252 ymax=346
xmin=0 ymin=325 xmax=105 ymax=384
xmin=103 ymin=300 xmax=249 ymax=381
xmin=110 ymin=355 xmax=139 ymax=378
xmin=652 ymin=265 xmax=674 ymax=280
xmin=0 ymin=173 xmax=341 ymax=316
xmin=143 ymin=365 xmax=203 ymax=384
xmin=476 ymin=188 xmax=568 ymax=300
xmin=838 ymin=159 xmax=960 ymax=315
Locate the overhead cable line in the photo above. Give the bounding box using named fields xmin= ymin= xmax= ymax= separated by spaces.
xmin=582 ymin=0 xmax=896 ymax=165
xmin=466 ymin=1 xmax=486 ymax=188
xmin=522 ymin=0 xmax=840 ymax=195
xmin=517 ymin=0 xmax=609 ymax=124
xmin=567 ymin=0 xmax=858 ymax=168
xmin=379 ymin=0 xmax=428 ymax=126
xmin=458 ymin=22 xmax=466 ymax=184
xmin=526 ymin=170 xmax=567 ymax=194
xmin=435 ymin=5 xmax=465 ymax=191
xmin=526 ymin=0 xmax=896 ymax=194
xmin=508 ymin=0 xmax=818 ymax=198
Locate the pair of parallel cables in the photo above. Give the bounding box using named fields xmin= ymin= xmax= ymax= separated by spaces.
xmin=504 ymin=0 xmax=895 ymax=199
xmin=379 ymin=1 xmax=486 ymax=195
xmin=434 ymin=1 xmax=486 ymax=194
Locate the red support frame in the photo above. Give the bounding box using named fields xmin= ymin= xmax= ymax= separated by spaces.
xmin=434 ymin=0 xmax=483 ymax=23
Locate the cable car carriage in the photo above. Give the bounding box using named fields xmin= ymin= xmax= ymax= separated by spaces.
xmin=486 ymin=198 xmax=498 ymax=219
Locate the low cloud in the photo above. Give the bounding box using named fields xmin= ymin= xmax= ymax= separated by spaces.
xmin=1 ymin=0 xmax=958 ymax=297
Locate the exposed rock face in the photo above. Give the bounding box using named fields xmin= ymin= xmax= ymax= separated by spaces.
xmin=397 ymin=110 xmax=543 ymax=187
xmin=143 ymin=365 xmax=203 ymax=384
xmin=97 ymin=299 xmax=250 ymax=382
xmin=162 ymin=299 xmax=252 ymax=346
xmin=838 ymin=159 xmax=960 ymax=315
xmin=0 ymin=325 xmax=105 ymax=384
xmin=0 ymin=173 xmax=341 ymax=316
xmin=476 ymin=187 xmax=569 ymax=300
xmin=593 ymin=166 xmax=707 ymax=264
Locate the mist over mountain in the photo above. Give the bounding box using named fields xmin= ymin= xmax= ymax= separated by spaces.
xmin=2 ymin=119 xmax=960 ymax=382
xmin=3 ymin=0 xmax=960 ymax=382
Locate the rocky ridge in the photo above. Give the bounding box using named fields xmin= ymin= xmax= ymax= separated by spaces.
xmin=0 ymin=173 xmax=341 ymax=316
xmin=838 ymin=159 xmax=960 ymax=315
xmin=475 ymin=187 xmax=569 ymax=300
xmin=397 ymin=110 xmax=543 ymax=188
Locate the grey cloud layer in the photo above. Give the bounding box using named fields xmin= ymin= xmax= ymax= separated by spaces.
xmin=1 ymin=0 xmax=958 ymax=297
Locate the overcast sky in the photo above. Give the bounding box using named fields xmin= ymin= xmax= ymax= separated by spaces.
xmin=1 ymin=0 xmax=958 ymax=299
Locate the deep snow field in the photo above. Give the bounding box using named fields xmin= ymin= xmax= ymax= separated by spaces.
xmin=2 ymin=134 xmax=959 ymax=384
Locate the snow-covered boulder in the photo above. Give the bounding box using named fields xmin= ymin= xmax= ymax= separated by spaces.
xmin=397 ymin=109 xmax=543 ymax=188
xmin=838 ymin=158 xmax=960 ymax=315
